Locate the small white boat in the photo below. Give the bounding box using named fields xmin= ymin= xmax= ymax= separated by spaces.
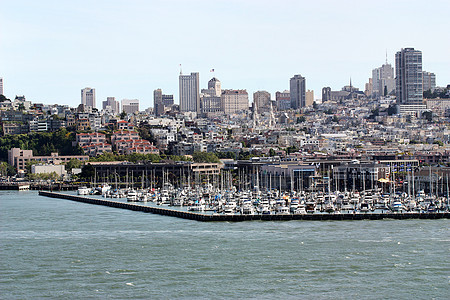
xmin=77 ymin=186 xmax=90 ymax=195
xmin=127 ymin=190 xmax=138 ymax=202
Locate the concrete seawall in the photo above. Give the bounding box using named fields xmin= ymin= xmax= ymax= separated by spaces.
xmin=39 ymin=191 xmax=450 ymax=222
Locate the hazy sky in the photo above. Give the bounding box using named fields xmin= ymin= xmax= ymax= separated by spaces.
xmin=1 ymin=0 xmax=449 ymax=109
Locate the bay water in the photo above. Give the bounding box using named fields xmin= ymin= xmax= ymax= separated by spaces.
xmin=1 ymin=191 xmax=449 ymax=299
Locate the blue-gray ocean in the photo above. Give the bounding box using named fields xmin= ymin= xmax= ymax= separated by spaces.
xmin=1 ymin=190 xmax=449 ymax=299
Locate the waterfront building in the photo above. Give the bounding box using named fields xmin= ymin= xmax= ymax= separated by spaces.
xmin=221 ymin=90 xmax=249 ymax=114
xmin=290 ymin=75 xmax=306 ymax=109
xmin=306 ymin=90 xmax=314 ymax=107
xmin=179 ymin=72 xmax=200 ymax=113
xmin=423 ymin=71 xmax=436 ymax=92
xmin=253 ymin=91 xmax=271 ymax=113
xmin=81 ymin=87 xmax=96 ymax=109
xmin=122 ymin=99 xmax=139 ymax=114
xmin=102 ymin=97 xmax=120 ymax=114
xmin=31 ymin=164 xmax=67 ymax=177
xmin=8 ymin=148 xmax=88 ymax=172
xmin=276 ymin=90 xmax=290 ymax=110
xmin=395 ymin=48 xmax=425 ymax=114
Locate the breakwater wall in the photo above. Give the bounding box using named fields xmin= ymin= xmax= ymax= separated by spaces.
xmin=38 ymin=191 xmax=450 ymax=222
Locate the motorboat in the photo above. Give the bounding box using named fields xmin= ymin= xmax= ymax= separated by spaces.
xmin=77 ymin=186 xmax=90 ymax=195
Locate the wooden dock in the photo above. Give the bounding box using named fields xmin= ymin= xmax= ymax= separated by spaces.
xmin=38 ymin=191 xmax=450 ymax=222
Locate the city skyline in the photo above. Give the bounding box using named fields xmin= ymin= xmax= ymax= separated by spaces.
xmin=1 ymin=0 xmax=449 ymax=109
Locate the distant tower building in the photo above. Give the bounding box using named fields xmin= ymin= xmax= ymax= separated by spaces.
xmin=81 ymin=87 xmax=96 ymax=109
xmin=122 ymin=99 xmax=139 ymax=114
xmin=162 ymin=94 xmax=174 ymax=106
xmin=179 ymin=72 xmax=200 ymax=113
xmin=208 ymin=77 xmax=221 ymax=97
xmin=395 ymin=48 xmax=425 ymax=113
xmin=372 ymin=62 xmax=395 ymax=98
xmin=253 ymin=91 xmax=271 ymax=113
xmin=422 ymin=71 xmax=436 ymax=92
xmin=102 ymin=97 xmax=120 ymax=114
xmin=0 ymin=77 xmax=3 ymax=95
xmin=305 ymin=90 xmax=314 ymax=107
xmin=365 ymin=79 xmax=373 ymax=97
xmin=322 ymin=87 xmax=331 ymax=102
xmin=290 ymin=75 xmax=306 ymax=109
xmin=154 ymin=89 xmax=164 ymax=116
xmin=221 ymin=90 xmax=249 ymax=114
xmin=275 ymin=90 xmax=290 ymax=110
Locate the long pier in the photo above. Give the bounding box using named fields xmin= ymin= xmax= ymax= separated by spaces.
xmin=38 ymin=191 xmax=450 ymax=222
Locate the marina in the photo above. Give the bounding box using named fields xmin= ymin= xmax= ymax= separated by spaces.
xmin=38 ymin=191 xmax=450 ymax=221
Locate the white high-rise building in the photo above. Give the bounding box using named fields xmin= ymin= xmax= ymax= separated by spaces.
xmin=0 ymin=77 xmax=4 ymax=95
xmin=122 ymin=99 xmax=139 ymax=114
xmin=81 ymin=87 xmax=96 ymax=109
xmin=179 ymin=72 xmax=200 ymax=113
xmin=395 ymin=48 xmax=425 ymax=114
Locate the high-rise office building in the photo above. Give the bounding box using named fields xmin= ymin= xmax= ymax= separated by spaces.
xmin=395 ymin=48 xmax=424 ymax=112
xmin=253 ymin=91 xmax=271 ymax=113
xmin=423 ymin=71 xmax=436 ymax=92
xmin=154 ymin=89 xmax=164 ymax=116
xmin=179 ymin=72 xmax=200 ymax=113
xmin=81 ymin=87 xmax=96 ymax=109
xmin=122 ymin=99 xmax=139 ymax=114
xmin=372 ymin=63 xmax=395 ymax=98
xmin=0 ymin=77 xmax=4 ymax=95
xmin=290 ymin=75 xmax=306 ymax=109
xmin=102 ymin=97 xmax=120 ymax=114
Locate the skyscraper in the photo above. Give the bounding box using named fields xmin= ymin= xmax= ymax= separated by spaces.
xmin=290 ymin=75 xmax=306 ymax=109
xmin=102 ymin=97 xmax=120 ymax=114
xmin=154 ymin=89 xmax=164 ymax=116
xmin=81 ymin=87 xmax=96 ymax=109
xmin=395 ymin=48 xmax=424 ymax=112
xmin=179 ymin=72 xmax=200 ymax=113
xmin=0 ymin=77 xmax=4 ymax=95
xmin=372 ymin=62 xmax=395 ymax=98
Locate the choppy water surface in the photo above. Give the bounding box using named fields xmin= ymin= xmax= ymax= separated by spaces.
xmin=1 ymin=191 xmax=449 ymax=299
